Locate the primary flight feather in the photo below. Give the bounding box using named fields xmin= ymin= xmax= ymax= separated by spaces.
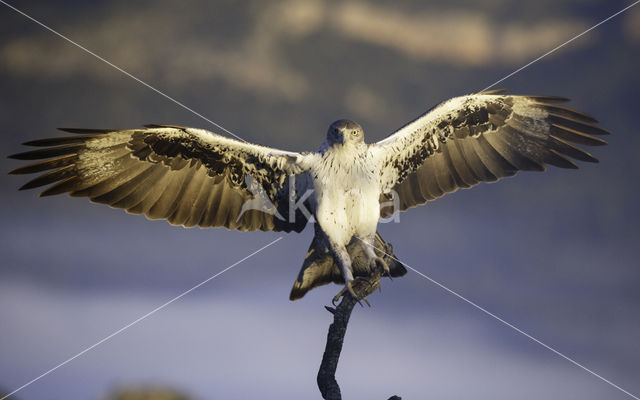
xmin=9 ymin=90 xmax=608 ymax=301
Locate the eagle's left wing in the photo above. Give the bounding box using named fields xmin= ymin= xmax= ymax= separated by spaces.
xmin=9 ymin=125 xmax=316 ymax=232
xmin=371 ymin=91 xmax=609 ymax=217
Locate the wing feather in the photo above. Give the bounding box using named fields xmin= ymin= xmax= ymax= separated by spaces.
xmin=184 ymin=172 xmax=213 ymax=228
xmin=91 ymin=164 xmax=157 ymax=205
xmin=127 ymin=167 xmax=172 ymax=215
xmin=201 ymin=177 xmax=225 ymax=227
xmin=420 ymin=164 xmax=444 ymax=201
xmin=455 ymin=138 xmax=497 ymax=182
xmin=170 ymin=164 xmax=208 ymax=226
xmin=374 ymin=92 xmax=606 ymax=213
xmin=19 ymin=165 xmax=77 ymax=190
xmin=9 ymin=126 xmax=315 ymax=232
xmin=166 ymin=165 xmax=200 ymax=225
xmin=41 ymin=177 xmax=83 ymax=197
xmin=113 ymin=166 xmax=169 ymax=210
xmin=433 ymin=155 xmax=456 ymax=194
xmin=443 ymin=142 xmax=475 ymax=187
xmin=484 ymin=132 xmax=544 ymax=171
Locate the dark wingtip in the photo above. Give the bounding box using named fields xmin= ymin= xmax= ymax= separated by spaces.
xmin=8 ymin=152 xmax=32 ymax=160
xmin=5 ymin=145 xmax=82 ymax=160
xmin=594 ymin=138 xmax=607 ymax=146
xmin=143 ymin=124 xmax=189 ymax=130
xmin=549 ymin=149 xmax=580 ymax=169
xmin=57 ymin=128 xmax=113 ymax=134
xmin=594 ymin=126 xmax=611 ymax=135
xmin=480 ymin=88 xmax=509 ymax=95
xmin=9 ymin=165 xmax=36 ymax=175
xmin=526 ymin=95 xmax=571 ymax=103
xmin=22 ymin=136 xmax=96 ymax=147
xmin=39 ymin=178 xmax=76 ymax=196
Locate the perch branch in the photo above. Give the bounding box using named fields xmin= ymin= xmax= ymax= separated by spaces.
xmin=317 ymin=272 xmax=400 ymax=400
xmin=316 ymin=235 xmax=405 ymax=399
xmin=317 ymin=272 xmax=381 ymax=400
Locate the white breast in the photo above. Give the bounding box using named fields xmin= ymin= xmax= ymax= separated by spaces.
xmin=311 ymin=146 xmax=381 ymax=245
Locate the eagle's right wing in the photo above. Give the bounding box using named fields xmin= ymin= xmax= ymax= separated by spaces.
xmin=371 ymin=91 xmax=608 ymax=217
xmin=9 ymin=125 xmax=318 ymax=232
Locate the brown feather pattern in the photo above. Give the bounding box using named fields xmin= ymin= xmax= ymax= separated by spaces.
xmin=378 ymin=93 xmax=607 ymax=217
xmin=9 ymin=126 xmax=311 ymax=232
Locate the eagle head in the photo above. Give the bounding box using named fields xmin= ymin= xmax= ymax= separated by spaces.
xmin=327 ymin=119 xmax=364 ymax=146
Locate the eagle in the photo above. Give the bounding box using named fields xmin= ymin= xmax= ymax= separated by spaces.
xmin=9 ymin=90 xmax=608 ymax=302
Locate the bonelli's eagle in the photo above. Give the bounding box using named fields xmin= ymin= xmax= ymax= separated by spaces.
xmin=9 ymin=90 xmax=608 ymax=301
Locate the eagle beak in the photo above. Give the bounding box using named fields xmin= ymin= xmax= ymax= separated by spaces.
xmin=335 ymin=130 xmax=345 ymax=144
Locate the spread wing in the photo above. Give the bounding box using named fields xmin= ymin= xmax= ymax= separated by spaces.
xmin=9 ymin=125 xmax=317 ymax=232
xmin=372 ymin=90 xmax=608 ymax=217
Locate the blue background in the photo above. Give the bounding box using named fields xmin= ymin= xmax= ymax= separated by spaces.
xmin=1 ymin=1 xmax=639 ymax=399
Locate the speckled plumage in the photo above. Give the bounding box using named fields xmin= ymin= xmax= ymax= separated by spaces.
xmin=9 ymin=91 xmax=608 ymax=299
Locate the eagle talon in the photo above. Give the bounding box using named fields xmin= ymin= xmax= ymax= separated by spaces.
xmin=354 ymin=276 xmax=373 ymax=288
xmin=332 ymin=286 xmax=346 ymax=306
xmin=346 ymin=281 xmax=362 ymax=306
xmin=370 ymin=256 xmax=391 ymax=278
xmin=332 ymin=279 xmax=369 ymax=306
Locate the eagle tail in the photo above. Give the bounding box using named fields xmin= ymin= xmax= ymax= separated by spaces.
xmin=289 ymin=230 xmax=406 ymax=301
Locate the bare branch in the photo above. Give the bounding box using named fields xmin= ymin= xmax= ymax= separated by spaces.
xmin=317 ymin=274 xmax=380 ymax=400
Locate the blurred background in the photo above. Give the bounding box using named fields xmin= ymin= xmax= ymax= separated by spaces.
xmin=1 ymin=0 xmax=639 ymax=399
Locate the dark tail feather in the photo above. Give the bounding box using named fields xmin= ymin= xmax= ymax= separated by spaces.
xmin=289 ymin=230 xmax=406 ymax=301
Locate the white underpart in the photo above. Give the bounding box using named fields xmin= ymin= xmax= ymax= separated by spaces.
xmin=311 ymin=142 xmax=380 ymax=248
